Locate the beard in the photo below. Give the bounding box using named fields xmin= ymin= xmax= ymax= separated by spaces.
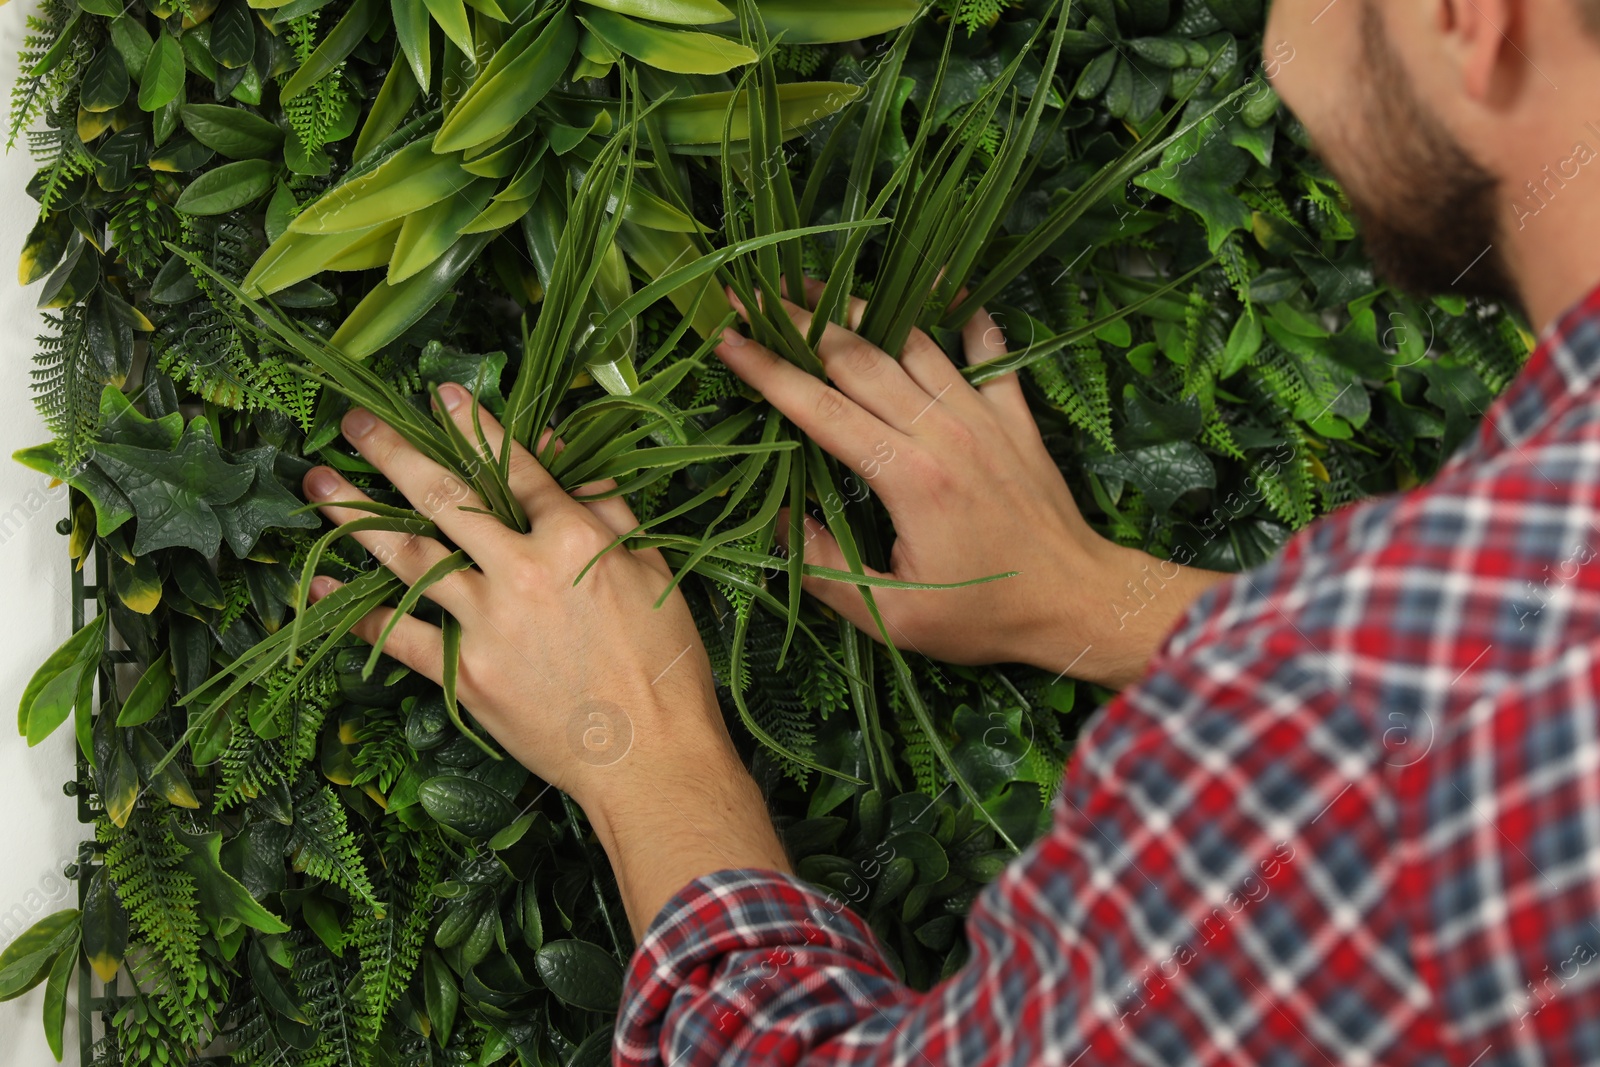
xmin=1327 ymin=0 xmax=1520 ymax=306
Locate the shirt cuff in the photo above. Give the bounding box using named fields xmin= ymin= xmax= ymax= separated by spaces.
xmin=616 ymin=868 xmax=897 ymax=1063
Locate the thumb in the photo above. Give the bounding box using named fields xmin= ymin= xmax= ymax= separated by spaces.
xmin=774 ymin=507 xmax=886 ymax=631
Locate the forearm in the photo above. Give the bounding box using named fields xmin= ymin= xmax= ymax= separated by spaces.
xmin=580 ymin=722 xmax=794 ymax=940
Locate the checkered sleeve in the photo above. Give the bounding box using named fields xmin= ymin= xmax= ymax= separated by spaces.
xmin=614 ymin=593 xmax=1421 ymax=1066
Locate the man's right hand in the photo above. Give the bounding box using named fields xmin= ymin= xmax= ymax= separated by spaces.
xmin=712 ymin=284 xmax=1231 ymax=692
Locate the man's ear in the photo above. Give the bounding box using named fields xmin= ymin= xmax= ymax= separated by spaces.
xmin=1438 ymin=0 xmax=1522 ymax=102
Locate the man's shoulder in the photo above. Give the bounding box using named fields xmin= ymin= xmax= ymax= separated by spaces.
xmin=1150 ymin=408 xmax=1600 ymax=712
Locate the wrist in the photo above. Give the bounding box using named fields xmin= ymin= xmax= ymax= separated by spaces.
xmin=1030 ymin=538 xmax=1231 ymax=691
xmin=574 ymin=716 xmax=793 ymax=938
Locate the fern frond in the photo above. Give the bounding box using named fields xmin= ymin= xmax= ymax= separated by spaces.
xmin=289 ymin=774 xmax=381 ymax=907
xmin=100 ymin=811 xmax=203 ymax=982
xmin=29 ymin=304 xmax=102 ymax=467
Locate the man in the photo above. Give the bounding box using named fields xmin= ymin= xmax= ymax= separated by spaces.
xmin=298 ymin=0 xmax=1600 ymax=1062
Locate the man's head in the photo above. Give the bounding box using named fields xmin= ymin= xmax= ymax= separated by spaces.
xmin=1264 ymin=0 xmax=1600 ymax=329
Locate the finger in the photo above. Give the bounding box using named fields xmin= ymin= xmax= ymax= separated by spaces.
xmin=308 ymin=575 xmax=446 ymax=686
xmin=432 ymin=384 xmax=582 ymax=532
xmin=732 ymin=288 xmax=935 ymax=433
xmin=340 ymin=406 xmax=520 ymax=560
xmin=773 ymin=507 xmax=887 ymax=632
xmin=714 ymin=330 xmax=913 ymax=504
xmin=531 ymin=424 xmax=644 ymax=539
xmin=789 ymin=275 xmax=866 ymax=329
xmin=962 ymin=305 xmax=1031 ymax=421
xmin=303 ymin=466 xmax=481 ymax=613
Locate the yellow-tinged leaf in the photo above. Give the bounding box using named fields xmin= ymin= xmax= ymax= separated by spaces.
xmin=577 ymin=0 xmax=730 ymax=25
xmin=711 ymin=0 xmax=920 ymax=43
xmin=388 ymin=179 xmax=497 ymax=282
xmin=289 ymin=140 xmax=473 ymax=233
xmin=104 ymin=745 xmax=139 ymax=828
xmin=433 ymin=10 xmax=577 ymax=153
xmin=243 ymin=220 xmax=403 ymax=295
xmin=77 ymin=106 xmax=115 ymax=142
xmin=362 ymin=785 xmax=389 ymax=809
xmin=181 ymin=0 xmax=220 ymax=27
xmin=68 ymin=499 xmax=94 ymax=561
xmin=579 ymin=9 xmax=754 ymax=74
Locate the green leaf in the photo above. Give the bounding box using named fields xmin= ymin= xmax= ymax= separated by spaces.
xmin=580 ymin=9 xmax=755 ymax=74
xmin=423 ymin=951 xmax=459 ymax=1045
xmin=180 ymin=104 xmax=286 ymax=159
xmin=210 ymin=0 xmax=257 ymax=68
xmin=290 ymin=140 xmax=473 ymax=233
xmin=173 ymin=824 xmax=293 ymax=935
xmin=577 ymin=0 xmax=731 ymax=24
xmin=712 ymin=0 xmax=919 ymax=43
xmin=110 ymin=15 xmax=155 ymax=77
xmin=0 ymin=910 xmax=79 ymax=1002
xmin=393 ymin=0 xmax=433 ymax=91
xmin=329 ymin=230 xmax=493 ymax=358
xmin=534 ymin=940 xmax=622 ymax=1012
xmin=216 ymin=445 xmax=322 ymax=556
xmin=280 ymin=0 xmax=384 ymax=101
xmin=90 ymin=418 xmax=256 ymax=555
xmin=647 ymin=81 xmax=861 ymax=144
xmin=433 ymin=10 xmax=578 ymax=153
xmin=419 ymin=775 xmax=517 ymax=838
xmin=80 ymin=46 xmax=130 ymax=112
xmin=422 ymin=0 xmax=473 ymax=55
xmin=19 ymin=613 xmax=105 ymax=747
xmin=388 ymin=178 xmax=498 ymax=282
xmin=81 ymin=867 xmax=129 ymax=983
xmin=41 ymin=933 xmax=76 ymax=1058
xmin=1086 ymin=440 xmax=1216 ymax=514
xmin=174 ymin=158 xmax=278 ymax=214
xmin=117 ymin=651 xmax=175 ymax=726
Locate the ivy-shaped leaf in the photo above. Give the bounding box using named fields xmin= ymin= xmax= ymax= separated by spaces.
xmin=216 ymin=445 xmax=322 ymax=557
xmin=91 ymin=418 xmax=255 ymax=555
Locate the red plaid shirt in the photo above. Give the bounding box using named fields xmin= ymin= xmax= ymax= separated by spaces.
xmin=616 ymin=283 xmax=1600 ymax=1067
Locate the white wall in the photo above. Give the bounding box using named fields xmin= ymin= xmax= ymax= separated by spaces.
xmin=0 ymin=0 xmax=87 ymax=1060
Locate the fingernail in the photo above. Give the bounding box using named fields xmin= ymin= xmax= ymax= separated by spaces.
xmin=308 ymin=576 xmax=336 ymax=601
xmin=306 ymin=468 xmax=338 ymax=499
xmin=440 ymin=384 xmax=466 ymax=411
xmin=343 ymin=409 xmax=376 ymax=438
xmin=720 ymin=327 xmax=746 ymax=349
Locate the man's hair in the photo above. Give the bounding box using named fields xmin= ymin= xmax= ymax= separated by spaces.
xmin=1581 ymin=0 xmax=1600 ymax=37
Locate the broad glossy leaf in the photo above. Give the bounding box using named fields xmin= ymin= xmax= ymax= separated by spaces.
xmin=210 ymin=0 xmax=257 ymax=67
xmin=79 ymin=46 xmax=129 ymax=112
xmin=41 ymin=933 xmax=73 ymax=1056
xmin=110 ymin=15 xmax=154 ymax=74
xmin=424 ymin=951 xmax=459 ymax=1045
xmin=91 ymin=419 xmax=255 ymax=555
xmin=0 ymin=910 xmax=78 ymax=1002
xmin=534 ymin=940 xmax=621 ymax=1012
xmin=290 ymin=141 xmax=472 ymax=233
xmin=18 ymin=212 xmax=72 ymax=286
xmin=579 ymin=9 xmax=753 ymax=74
xmin=174 ymin=158 xmax=277 ymax=214
xmin=148 ymin=134 xmax=215 ymax=171
xmin=388 ymin=178 xmax=497 ymax=282
xmin=577 ymin=0 xmax=730 ymax=25
xmin=1086 ymin=439 xmax=1216 ymax=514
xmin=181 ymin=103 xmax=286 ymax=158
xmin=419 ymin=774 xmax=517 ymax=837
xmin=81 ymin=867 xmax=128 ymax=984
xmin=329 ymin=230 xmax=493 ymax=358
xmin=432 ymin=10 xmax=577 ymax=153
xmin=217 ymin=445 xmax=321 ymax=556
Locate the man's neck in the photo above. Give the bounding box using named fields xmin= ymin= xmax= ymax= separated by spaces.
xmin=1502 ymin=115 xmax=1600 ymax=333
